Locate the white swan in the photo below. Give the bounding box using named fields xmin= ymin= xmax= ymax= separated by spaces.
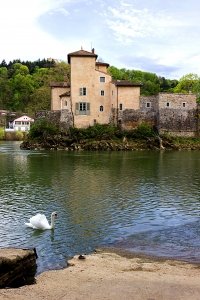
xmin=25 ymin=212 xmax=57 ymax=230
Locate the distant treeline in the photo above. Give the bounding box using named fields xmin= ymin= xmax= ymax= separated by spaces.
xmin=0 ymin=58 xmax=56 ymax=75
xmin=0 ymin=58 xmax=199 ymax=115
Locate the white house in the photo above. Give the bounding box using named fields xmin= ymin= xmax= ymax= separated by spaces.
xmin=9 ymin=115 xmax=34 ymax=132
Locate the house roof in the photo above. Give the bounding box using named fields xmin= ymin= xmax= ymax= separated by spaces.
xmin=59 ymin=91 xmax=71 ymax=97
xmin=50 ymin=82 xmax=70 ymax=88
xmin=96 ymin=61 xmax=110 ymax=68
xmin=113 ymin=80 xmax=142 ymax=87
xmin=14 ymin=115 xmax=34 ymax=122
xmin=68 ymin=49 xmax=98 ymax=63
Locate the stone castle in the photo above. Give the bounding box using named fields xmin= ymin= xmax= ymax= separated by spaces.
xmin=49 ymin=48 xmax=198 ymax=137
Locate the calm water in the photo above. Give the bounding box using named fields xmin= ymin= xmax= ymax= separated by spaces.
xmin=0 ymin=141 xmax=199 ymax=273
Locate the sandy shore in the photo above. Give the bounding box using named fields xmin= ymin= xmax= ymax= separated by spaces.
xmin=1 ymin=249 xmax=200 ymax=300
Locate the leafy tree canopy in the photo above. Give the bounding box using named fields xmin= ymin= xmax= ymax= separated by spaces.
xmin=173 ymin=73 xmax=200 ymax=102
xmin=108 ymin=66 xmax=178 ymax=96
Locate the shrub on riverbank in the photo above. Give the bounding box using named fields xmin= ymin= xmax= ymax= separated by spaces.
xmin=27 ymin=120 xmax=155 ymax=142
xmin=28 ymin=119 xmax=59 ymax=141
xmin=5 ymin=131 xmax=26 ymax=141
xmin=0 ymin=127 xmax=5 ymax=140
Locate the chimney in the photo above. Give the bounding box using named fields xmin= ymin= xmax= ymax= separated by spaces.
xmin=92 ymin=48 xmax=95 ymax=54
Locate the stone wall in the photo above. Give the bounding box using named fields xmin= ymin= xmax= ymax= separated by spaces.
xmin=139 ymin=95 xmax=159 ymax=111
xmin=138 ymin=93 xmax=198 ymax=136
xmin=158 ymin=93 xmax=196 ymax=109
xmin=158 ymin=93 xmax=197 ymax=136
xmin=60 ymin=109 xmax=74 ymax=129
xmin=36 ymin=110 xmax=61 ymax=126
xmin=120 ymin=109 xmax=157 ymax=130
xmin=36 ymin=110 xmax=74 ymax=130
xmin=158 ymin=108 xmax=197 ymax=136
xmin=0 ymin=248 xmax=37 ymax=288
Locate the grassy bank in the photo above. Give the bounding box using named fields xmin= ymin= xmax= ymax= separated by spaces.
xmin=0 ymin=127 xmax=27 ymax=141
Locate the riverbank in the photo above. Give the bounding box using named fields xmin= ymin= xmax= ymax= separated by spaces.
xmin=1 ymin=249 xmax=200 ymax=300
xmin=20 ymin=135 xmax=200 ymax=151
xmin=19 ymin=121 xmax=200 ymax=151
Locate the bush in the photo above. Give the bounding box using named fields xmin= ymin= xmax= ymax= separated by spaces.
xmin=28 ymin=119 xmax=59 ymax=140
xmin=69 ymin=124 xmax=120 ymax=140
xmin=68 ymin=123 xmax=155 ymax=141
xmin=0 ymin=127 xmax=5 ymax=140
xmin=126 ymin=123 xmax=155 ymax=139
xmin=15 ymin=131 xmax=24 ymax=141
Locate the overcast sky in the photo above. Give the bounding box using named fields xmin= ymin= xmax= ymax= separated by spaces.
xmin=0 ymin=0 xmax=200 ymax=79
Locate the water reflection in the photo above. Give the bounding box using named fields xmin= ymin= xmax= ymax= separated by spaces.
xmin=0 ymin=141 xmax=199 ymax=273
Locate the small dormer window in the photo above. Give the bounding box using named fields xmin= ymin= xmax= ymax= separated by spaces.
xmin=100 ymin=76 xmax=105 ymax=83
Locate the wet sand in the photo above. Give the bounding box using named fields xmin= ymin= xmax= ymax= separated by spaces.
xmin=1 ymin=249 xmax=200 ymax=300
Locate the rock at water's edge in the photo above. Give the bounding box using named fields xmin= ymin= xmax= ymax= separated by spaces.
xmin=0 ymin=248 xmax=37 ymax=288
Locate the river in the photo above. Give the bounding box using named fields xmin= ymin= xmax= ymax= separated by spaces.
xmin=0 ymin=141 xmax=199 ymax=273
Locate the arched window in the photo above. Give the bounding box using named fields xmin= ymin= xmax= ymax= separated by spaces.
xmin=100 ymin=105 xmax=104 ymax=112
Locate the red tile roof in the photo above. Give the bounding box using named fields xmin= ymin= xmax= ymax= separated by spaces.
xmin=113 ymin=80 xmax=142 ymax=87
xmin=68 ymin=49 xmax=98 ymax=63
xmin=50 ymin=82 xmax=70 ymax=87
xmin=59 ymin=91 xmax=70 ymax=97
xmin=96 ymin=61 xmax=110 ymax=68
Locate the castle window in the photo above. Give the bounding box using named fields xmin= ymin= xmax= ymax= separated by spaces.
xmin=166 ymin=102 xmax=170 ymax=107
xmin=100 ymin=105 xmax=104 ymax=111
xmin=146 ymin=102 xmax=151 ymax=108
xmin=182 ymin=102 xmax=186 ymax=107
xmin=118 ymin=119 xmax=122 ymax=127
xmin=100 ymin=90 xmax=105 ymax=96
xmin=119 ymin=103 xmax=123 ymax=110
xmin=75 ymin=102 xmax=90 ymax=115
xmin=100 ymin=76 xmax=105 ymax=83
xmin=79 ymin=87 xmax=87 ymax=96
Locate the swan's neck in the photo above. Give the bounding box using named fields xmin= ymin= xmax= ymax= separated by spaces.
xmin=50 ymin=215 xmax=55 ymax=229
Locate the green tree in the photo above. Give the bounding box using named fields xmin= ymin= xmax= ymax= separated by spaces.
xmin=27 ymin=86 xmax=51 ymax=114
xmin=12 ymin=63 xmax=29 ymax=76
xmin=108 ymin=66 xmax=161 ymax=95
xmin=0 ymin=67 xmax=11 ymax=109
xmin=174 ymin=73 xmax=200 ymax=94
xmin=173 ymin=73 xmax=200 ymax=102
xmin=9 ymin=73 xmax=35 ymax=111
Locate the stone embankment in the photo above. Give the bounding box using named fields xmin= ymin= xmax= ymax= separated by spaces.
xmin=0 ymin=248 xmax=37 ymax=288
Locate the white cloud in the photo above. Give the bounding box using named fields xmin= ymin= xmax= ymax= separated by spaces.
xmin=0 ymin=0 xmax=200 ymax=78
xmin=0 ymin=0 xmax=72 ymax=61
xmin=104 ymin=2 xmax=183 ymax=43
xmin=100 ymin=0 xmax=200 ymax=78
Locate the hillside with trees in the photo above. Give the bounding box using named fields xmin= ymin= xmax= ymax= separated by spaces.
xmin=0 ymin=59 xmax=70 ymax=115
xmin=0 ymin=58 xmax=200 ymax=116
